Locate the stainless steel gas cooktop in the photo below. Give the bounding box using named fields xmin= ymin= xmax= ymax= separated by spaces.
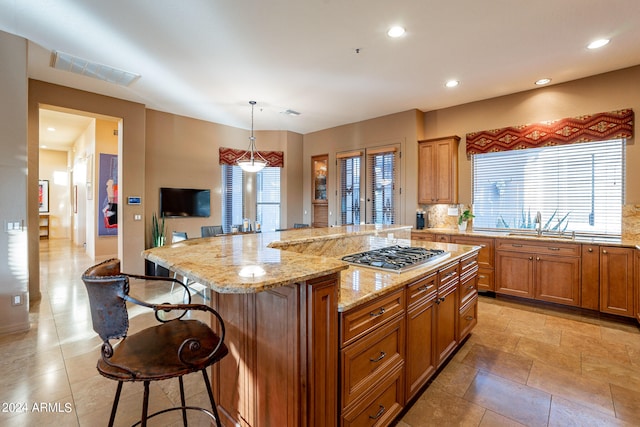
xmin=341 ymin=245 xmax=450 ymax=272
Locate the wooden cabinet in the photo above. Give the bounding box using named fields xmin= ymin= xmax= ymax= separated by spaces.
xmin=417 ymin=136 xmax=459 ymax=204
xmin=435 ymin=262 xmax=459 ymax=367
xmin=451 ymin=235 xmax=495 ymax=292
xmin=495 ymin=240 xmax=580 ymax=306
xmin=600 ymin=246 xmax=635 ymax=318
xmin=581 ymin=244 xmax=600 ymax=310
xmin=340 ymin=289 xmax=405 ymax=424
xmin=405 ymin=273 xmax=437 ymax=401
xmin=212 ymin=273 xmax=339 ymax=427
xmin=635 ymin=250 xmax=640 ymax=323
xmin=39 ymin=214 xmax=49 ymax=239
xmin=312 ymin=154 xmax=329 ymax=227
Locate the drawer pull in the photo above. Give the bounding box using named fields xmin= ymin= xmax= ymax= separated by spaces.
xmin=417 ymin=284 xmax=432 ymax=291
xmin=602 ymin=250 xmax=608 ymax=254
xmin=512 ymin=244 xmax=523 ymax=247
xmin=536 ymin=256 xmax=540 ymax=261
xmin=479 ymin=275 xmax=487 ymax=279
xmin=465 ymin=316 xmax=474 ymax=321
xmin=369 ymin=351 xmax=386 ymax=363
xmin=588 ymin=248 xmax=593 ymax=253
xmin=443 ymin=272 xmax=456 ymax=279
xmin=464 ymin=261 xmax=475 ymax=268
xmin=468 ymin=285 xmax=475 ymax=290
xmin=369 ymin=405 xmax=385 ymax=420
xmin=369 ymin=307 xmax=386 ymax=317
xmin=548 ymin=247 xmax=560 ymax=251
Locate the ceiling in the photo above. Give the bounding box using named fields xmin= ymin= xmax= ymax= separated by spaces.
xmin=3 ymin=0 xmax=640 ymax=143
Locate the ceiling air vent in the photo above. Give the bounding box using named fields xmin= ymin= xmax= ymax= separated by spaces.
xmin=50 ymin=50 xmax=140 ymax=87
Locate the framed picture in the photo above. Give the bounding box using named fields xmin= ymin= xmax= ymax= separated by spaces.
xmin=38 ymin=180 xmax=49 ymax=213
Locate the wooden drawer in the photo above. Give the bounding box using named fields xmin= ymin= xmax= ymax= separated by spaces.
xmin=496 ymin=239 xmax=580 ymax=257
xmin=434 ymin=234 xmax=451 ymax=243
xmin=451 ymin=236 xmax=495 ymax=269
xmin=406 ymin=272 xmax=437 ymax=308
xmin=477 ymin=267 xmax=494 ymax=292
xmin=458 ymin=296 xmax=478 ymax=341
xmin=460 ymin=253 xmax=479 ymax=276
xmin=342 ymin=364 xmax=404 ymax=427
xmin=341 ymin=289 xmax=405 ymax=347
xmin=438 ymin=262 xmax=459 ymax=290
xmin=459 ymin=273 xmax=478 ymax=307
xmin=411 ymin=232 xmax=434 ymax=241
xmin=341 ymin=315 xmax=405 ymax=408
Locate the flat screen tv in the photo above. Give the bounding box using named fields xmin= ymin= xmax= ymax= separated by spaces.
xmin=160 ymin=187 xmax=211 ymax=217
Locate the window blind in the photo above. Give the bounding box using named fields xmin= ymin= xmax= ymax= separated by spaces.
xmin=367 ymin=148 xmax=398 ymax=225
xmin=221 ymin=164 xmax=244 ymax=233
xmin=472 ymin=139 xmax=624 ymax=236
xmin=338 ymin=154 xmax=362 ymax=225
xmin=256 ymin=167 xmax=281 ymax=232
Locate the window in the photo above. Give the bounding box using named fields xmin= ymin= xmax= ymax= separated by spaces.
xmin=256 ymin=167 xmax=281 ymax=232
xmin=367 ymin=147 xmax=399 ymax=225
xmin=338 ymin=153 xmax=362 ymax=225
xmin=221 ymin=164 xmax=244 ymax=233
xmin=472 ymin=139 xmax=624 ymax=237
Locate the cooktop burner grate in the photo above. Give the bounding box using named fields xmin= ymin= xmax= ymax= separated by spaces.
xmin=341 ymin=245 xmax=450 ymax=272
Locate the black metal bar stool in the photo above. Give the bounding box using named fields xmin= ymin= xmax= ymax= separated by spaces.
xmin=81 ymin=258 xmax=228 ymax=426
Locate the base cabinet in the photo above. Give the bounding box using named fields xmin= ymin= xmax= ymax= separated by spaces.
xmin=635 ymin=250 xmax=640 ymax=323
xmin=496 ymin=240 xmax=580 ymax=306
xmin=581 ymin=245 xmax=600 ymax=310
xmin=600 ymin=246 xmax=635 ymax=317
xmin=451 ymin=236 xmax=494 ymax=292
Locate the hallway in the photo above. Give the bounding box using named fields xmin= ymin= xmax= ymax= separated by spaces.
xmin=0 ymin=239 xmax=639 ymax=426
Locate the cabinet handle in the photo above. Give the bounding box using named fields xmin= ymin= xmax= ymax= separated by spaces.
xmin=464 ymin=261 xmax=475 ymax=268
xmin=465 ymin=316 xmax=474 ymax=321
xmin=369 ymin=405 xmax=385 ymax=420
xmin=536 ymin=256 xmax=540 ymax=261
xmin=468 ymin=285 xmax=475 ymax=290
xmin=602 ymin=250 xmax=608 ymax=254
xmin=479 ymin=275 xmax=487 ymax=279
xmin=548 ymin=247 xmax=560 ymax=251
xmin=528 ymin=256 xmax=533 ymax=261
xmin=588 ymin=248 xmax=593 ymax=253
xmin=369 ymin=307 xmax=386 ymax=317
xmin=512 ymin=244 xmax=523 ymax=247
xmin=443 ymin=272 xmax=456 ymax=279
xmin=369 ymin=351 xmax=386 ymax=363
xmin=417 ymin=284 xmax=432 ymax=291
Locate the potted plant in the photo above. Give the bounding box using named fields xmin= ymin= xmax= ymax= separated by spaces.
xmin=458 ymin=209 xmax=475 ymax=231
xmin=151 ymin=212 xmax=166 ymax=247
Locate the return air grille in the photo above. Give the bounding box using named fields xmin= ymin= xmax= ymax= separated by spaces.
xmin=50 ymin=50 xmax=140 ymax=87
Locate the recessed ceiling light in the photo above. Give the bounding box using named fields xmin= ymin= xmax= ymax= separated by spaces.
xmin=535 ymin=78 xmax=552 ymax=85
xmin=387 ymin=26 xmax=406 ymax=38
xmin=445 ymin=80 xmax=460 ymax=88
xmin=47 ymin=127 xmax=56 ymax=131
xmin=587 ymin=38 xmax=610 ymax=49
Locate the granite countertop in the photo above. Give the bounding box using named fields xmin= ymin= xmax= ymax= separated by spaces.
xmin=412 ymin=228 xmax=640 ymax=249
xmin=142 ymin=224 xmax=481 ymax=311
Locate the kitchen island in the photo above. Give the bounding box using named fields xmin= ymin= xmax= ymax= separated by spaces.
xmin=142 ymin=225 xmax=480 ymax=426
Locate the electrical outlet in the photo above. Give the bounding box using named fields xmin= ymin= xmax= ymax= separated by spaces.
xmin=12 ymin=295 xmax=23 ymax=306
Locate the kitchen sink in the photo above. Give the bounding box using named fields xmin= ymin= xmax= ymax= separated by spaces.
xmin=507 ymin=231 xmax=576 ymax=240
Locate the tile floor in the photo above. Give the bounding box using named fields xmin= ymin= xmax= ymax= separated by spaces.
xmin=1 ymin=239 xmax=639 ymax=426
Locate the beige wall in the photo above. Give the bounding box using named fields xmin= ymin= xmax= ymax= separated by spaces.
xmin=0 ymin=30 xmax=29 ymax=332
xmin=302 ymin=109 xmax=423 ymax=226
xmin=145 ymin=110 xmax=304 ymax=241
xmin=423 ymin=65 xmax=640 ymax=206
xmin=92 ymin=119 xmax=119 ymax=258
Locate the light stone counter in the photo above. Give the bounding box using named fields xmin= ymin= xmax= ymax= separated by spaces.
xmin=142 ymin=224 xmax=480 ymax=311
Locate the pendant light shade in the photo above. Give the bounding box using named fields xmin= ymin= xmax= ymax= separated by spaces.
xmin=237 ymin=101 xmax=268 ymax=172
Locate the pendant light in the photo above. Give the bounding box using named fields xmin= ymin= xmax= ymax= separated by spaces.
xmin=237 ymin=100 xmax=268 ymax=172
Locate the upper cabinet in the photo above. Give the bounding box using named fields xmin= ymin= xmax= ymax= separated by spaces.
xmin=418 ymin=136 xmax=459 ymax=204
xmin=312 ymin=154 xmax=329 ymax=227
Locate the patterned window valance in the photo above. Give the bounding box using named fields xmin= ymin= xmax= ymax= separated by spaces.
xmin=466 ymin=109 xmax=634 ymax=157
xmin=219 ymin=147 xmax=284 ymax=168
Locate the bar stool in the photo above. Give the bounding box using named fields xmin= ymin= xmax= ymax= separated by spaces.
xmin=81 ymin=258 xmax=228 ymax=426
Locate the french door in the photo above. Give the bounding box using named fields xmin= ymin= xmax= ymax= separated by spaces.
xmin=337 ymin=144 xmax=401 ymax=225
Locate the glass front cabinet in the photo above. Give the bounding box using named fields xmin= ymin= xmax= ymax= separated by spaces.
xmin=312 ymin=155 xmax=328 ymax=227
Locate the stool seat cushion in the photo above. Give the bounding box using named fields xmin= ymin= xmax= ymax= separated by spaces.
xmin=98 ymin=319 xmax=228 ymax=382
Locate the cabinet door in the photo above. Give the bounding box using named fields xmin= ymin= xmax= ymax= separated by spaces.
xmin=581 ymin=245 xmax=600 ymax=310
xmin=417 ymin=142 xmax=436 ymax=204
xmin=405 ymin=296 xmax=436 ymax=401
xmin=600 ymin=246 xmax=635 ymax=317
xmin=535 ymin=255 xmax=580 ymax=306
xmin=495 ymin=251 xmax=534 ymax=298
xmin=435 ymin=284 xmax=458 ymax=367
xmin=434 ymin=139 xmax=457 ymax=203
xmin=636 ymin=250 xmax=640 ymax=323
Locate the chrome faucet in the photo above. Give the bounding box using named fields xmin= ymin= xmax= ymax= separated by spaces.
xmin=535 ymin=211 xmax=542 ymax=236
